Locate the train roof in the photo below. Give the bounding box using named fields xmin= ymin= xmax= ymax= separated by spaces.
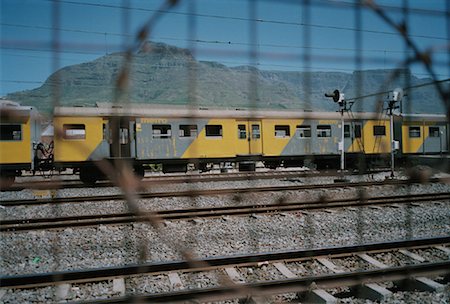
xmin=0 ymin=100 xmax=39 ymax=122
xmin=401 ymin=113 xmax=448 ymax=121
xmin=0 ymin=100 xmax=22 ymax=107
xmin=54 ymin=103 xmax=392 ymax=120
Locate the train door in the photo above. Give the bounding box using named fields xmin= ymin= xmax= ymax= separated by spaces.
xmin=98 ymin=121 xmax=111 ymax=158
xmin=344 ymin=123 xmax=352 ymax=152
xmin=128 ymin=120 xmax=136 ymax=158
xmin=110 ymin=117 xmax=133 ymax=158
xmin=442 ymin=125 xmax=448 ymax=152
xmin=344 ymin=122 xmax=363 ymax=153
xmin=249 ymin=120 xmax=262 ymax=155
xmin=425 ymin=124 xmax=447 ymax=154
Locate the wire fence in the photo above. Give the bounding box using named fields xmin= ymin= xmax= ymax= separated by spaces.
xmin=1 ymin=0 xmax=450 ymax=302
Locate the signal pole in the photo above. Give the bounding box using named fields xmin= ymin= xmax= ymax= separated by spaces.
xmin=325 ymin=90 xmax=347 ymax=171
xmin=389 ymin=108 xmax=395 ymax=177
xmin=387 ymin=88 xmax=403 ymax=178
xmin=339 ymin=100 xmax=345 ymax=171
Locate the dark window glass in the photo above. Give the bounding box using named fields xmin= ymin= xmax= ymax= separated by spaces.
xmin=0 ymin=124 xmax=22 ymax=141
xmin=429 ymin=127 xmax=440 ymax=137
xmin=102 ymin=123 xmax=108 ymax=140
xmin=317 ymin=125 xmax=331 ymax=137
xmin=373 ymin=125 xmax=386 ymax=136
xmin=409 ymin=126 xmax=421 ymax=138
xmin=354 ymin=124 xmax=362 ymax=138
xmin=179 ymin=125 xmax=197 ymax=137
xmin=152 ymin=124 xmax=171 ymax=138
xmin=63 ymin=124 xmax=86 ymax=140
xmin=344 ymin=125 xmax=351 ymax=138
xmin=251 ymin=124 xmax=260 ymax=139
xmin=206 ymin=125 xmax=222 ymax=137
xmin=238 ymin=124 xmax=246 ymax=139
xmin=296 ymin=125 xmax=311 ymax=138
xmin=120 ymin=128 xmax=128 ymax=144
xmin=275 ymin=125 xmax=290 ymax=137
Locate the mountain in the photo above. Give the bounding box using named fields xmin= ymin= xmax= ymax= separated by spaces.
xmin=5 ymin=42 xmax=447 ymax=114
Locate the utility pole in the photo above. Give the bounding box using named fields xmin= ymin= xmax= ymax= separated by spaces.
xmin=325 ymin=89 xmax=347 ymax=171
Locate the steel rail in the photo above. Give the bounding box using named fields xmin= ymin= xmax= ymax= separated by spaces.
xmin=9 ymin=169 xmax=388 ymax=191
xmin=1 ymin=236 xmax=448 ymax=289
xmin=1 ymin=177 xmax=444 ymax=207
xmin=2 ymin=192 xmax=450 ymax=232
xmin=82 ymin=261 xmax=450 ymax=303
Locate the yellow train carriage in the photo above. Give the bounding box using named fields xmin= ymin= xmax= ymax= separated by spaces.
xmin=0 ymin=102 xmax=41 ymax=188
xmin=181 ymin=118 xmax=248 ymax=159
xmin=359 ymin=119 xmax=392 ymax=154
xmin=53 ymin=104 xmax=397 ymax=183
xmin=401 ymin=114 xmax=448 ymax=155
xmin=5 ymin=103 xmax=445 ymax=187
xmin=53 ymin=116 xmax=106 ymax=163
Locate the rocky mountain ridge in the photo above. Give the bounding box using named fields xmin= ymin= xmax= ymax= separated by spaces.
xmin=6 ymin=42 xmax=446 ymax=114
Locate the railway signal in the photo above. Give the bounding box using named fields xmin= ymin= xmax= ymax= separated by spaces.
xmin=325 ymin=89 xmax=345 ymax=107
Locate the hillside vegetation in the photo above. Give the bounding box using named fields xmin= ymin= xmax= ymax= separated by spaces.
xmin=6 ymin=42 xmax=446 ymax=114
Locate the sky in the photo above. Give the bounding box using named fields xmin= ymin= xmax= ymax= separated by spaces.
xmin=1 ymin=0 xmax=449 ymax=97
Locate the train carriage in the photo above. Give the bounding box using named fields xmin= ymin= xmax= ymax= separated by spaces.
xmin=0 ymin=101 xmax=41 ymax=188
xmin=401 ymin=114 xmax=448 ymax=155
xmin=52 ymin=103 xmax=398 ymax=183
xmin=2 ymin=102 xmax=447 ymax=187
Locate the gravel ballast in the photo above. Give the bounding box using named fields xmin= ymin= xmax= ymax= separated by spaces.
xmin=1 ymin=172 xmax=449 ymax=303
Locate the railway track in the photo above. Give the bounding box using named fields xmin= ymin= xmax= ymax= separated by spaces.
xmin=9 ymin=169 xmax=320 ymax=190
xmin=1 ymin=236 xmax=449 ymax=303
xmin=8 ymin=168 xmax=390 ymax=191
xmin=2 ymin=192 xmax=449 ymax=232
xmin=1 ymin=177 xmax=444 ymax=208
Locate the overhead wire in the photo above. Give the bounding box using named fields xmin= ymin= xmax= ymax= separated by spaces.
xmin=346 ymin=78 xmax=450 ymax=102
xmin=42 ymin=0 xmax=449 ymax=41
xmin=4 ymin=22 xmax=447 ymax=55
xmin=267 ymin=0 xmax=448 ymax=17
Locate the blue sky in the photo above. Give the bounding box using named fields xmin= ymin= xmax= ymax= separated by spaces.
xmin=1 ymin=0 xmax=448 ymax=96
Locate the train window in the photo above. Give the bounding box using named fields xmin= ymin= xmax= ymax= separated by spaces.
xmin=354 ymin=124 xmax=362 ymax=138
xmin=373 ymin=126 xmax=386 ymax=136
xmin=0 ymin=124 xmax=22 ymax=141
xmin=317 ymin=125 xmax=331 ymax=138
xmin=409 ymin=126 xmax=421 ymax=138
xmin=275 ymin=125 xmax=290 ymax=138
xmin=206 ymin=125 xmax=222 ymax=137
xmin=120 ymin=128 xmax=128 ymax=144
xmin=179 ymin=125 xmax=197 ymax=137
xmin=296 ymin=125 xmax=311 ymax=138
xmin=153 ymin=124 xmax=171 ymax=138
xmin=344 ymin=125 xmax=351 ymax=138
xmin=429 ymin=127 xmax=440 ymax=137
xmin=251 ymin=124 xmax=260 ymax=139
xmin=63 ymin=124 xmax=86 ymax=140
xmin=238 ymin=124 xmax=246 ymax=139
xmin=102 ymin=123 xmax=108 ymax=141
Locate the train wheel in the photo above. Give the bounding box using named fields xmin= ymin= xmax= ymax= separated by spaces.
xmin=162 ymin=164 xmax=187 ymax=173
xmin=133 ymin=165 xmax=145 ymax=179
xmin=239 ymin=162 xmax=256 ymax=172
xmin=199 ymin=163 xmax=209 ymax=173
xmin=0 ymin=175 xmax=15 ymax=190
xmin=79 ymin=167 xmax=98 ymax=185
xmin=264 ymin=161 xmax=280 ymax=169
